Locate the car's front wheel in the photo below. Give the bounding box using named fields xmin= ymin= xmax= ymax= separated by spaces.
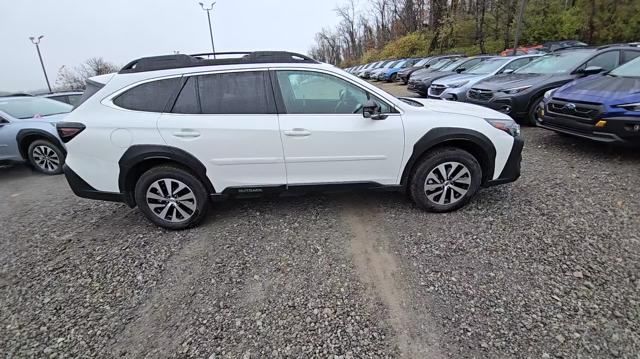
xmin=134 ymin=165 xmax=209 ymax=230
xmin=27 ymin=139 xmax=65 ymax=175
xmin=410 ymin=147 xmax=482 ymax=212
xmin=528 ymin=97 xmax=544 ymax=126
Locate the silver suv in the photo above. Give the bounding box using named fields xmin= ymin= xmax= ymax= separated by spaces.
xmin=0 ymin=95 xmax=72 ymax=174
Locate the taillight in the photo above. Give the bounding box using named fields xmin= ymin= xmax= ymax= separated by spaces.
xmin=56 ymin=122 xmax=86 ymax=143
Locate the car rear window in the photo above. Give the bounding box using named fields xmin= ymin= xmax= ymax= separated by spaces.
xmin=113 ymin=77 xmax=181 ymax=112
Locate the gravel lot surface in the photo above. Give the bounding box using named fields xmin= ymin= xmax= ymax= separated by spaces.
xmin=1 ymin=81 xmax=639 ymax=358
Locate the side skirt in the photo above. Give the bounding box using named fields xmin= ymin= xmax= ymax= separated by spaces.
xmin=210 ymin=182 xmax=402 ymax=201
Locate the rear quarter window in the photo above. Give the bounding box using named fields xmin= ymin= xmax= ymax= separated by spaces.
xmin=113 ymin=77 xmax=181 ymax=112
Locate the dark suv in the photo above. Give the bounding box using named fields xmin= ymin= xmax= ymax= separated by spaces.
xmin=537 ymin=55 xmax=640 ymax=146
xmin=408 ymin=56 xmax=494 ymax=97
xmin=397 ymin=55 xmax=463 ymax=85
xmin=466 ymin=45 xmax=640 ymax=125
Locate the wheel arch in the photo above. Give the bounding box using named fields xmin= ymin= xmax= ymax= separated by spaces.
xmin=16 ymin=129 xmax=66 ymax=160
xmin=401 ymin=128 xmax=497 ymax=187
xmin=118 ymin=145 xmax=215 ymax=206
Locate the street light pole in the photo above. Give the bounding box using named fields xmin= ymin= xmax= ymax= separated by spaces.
xmin=199 ymin=2 xmax=217 ymax=58
xmin=29 ymin=35 xmax=52 ymax=93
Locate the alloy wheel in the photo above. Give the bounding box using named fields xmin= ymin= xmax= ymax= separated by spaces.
xmin=32 ymin=145 xmax=60 ymax=172
xmin=146 ymin=178 xmax=197 ymax=223
xmin=424 ymin=161 xmax=471 ymax=205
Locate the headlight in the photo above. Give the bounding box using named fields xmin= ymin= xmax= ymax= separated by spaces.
xmin=447 ymin=81 xmax=469 ymax=88
xmin=617 ymin=102 xmax=640 ymax=112
xmin=485 ymin=118 xmax=520 ymax=137
xmin=499 ymin=85 xmax=531 ymax=95
xmin=544 ymin=88 xmax=557 ymax=99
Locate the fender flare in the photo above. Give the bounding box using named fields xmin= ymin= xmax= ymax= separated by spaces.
xmin=16 ymin=129 xmax=66 ymax=159
xmin=400 ymin=127 xmax=497 ymax=186
xmin=118 ymin=145 xmax=216 ymax=205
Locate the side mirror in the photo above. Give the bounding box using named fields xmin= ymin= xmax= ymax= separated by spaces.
xmin=0 ymin=118 xmax=9 ymax=126
xmin=581 ymin=66 xmax=603 ymax=75
xmin=502 ymin=69 xmax=514 ymax=74
xmin=362 ymin=100 xmax=387 ymax=120
xmin=455 ymin=67 xmax=466 ymax=73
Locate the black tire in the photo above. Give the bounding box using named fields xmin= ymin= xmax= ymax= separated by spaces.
xmin=134 ymin=165 xmax=209 ymax=230
xmin=528 ymin=97 xmax=544 ymax=127
xmin=409 ymin=147 xmax=482 ymax=213
xmin=27 ymin=139 xmax=65 ymax=175
xmin=402 ymin=78 xmax=408 ymax=85
xmin=388 ymin=73 xmax=397 ymax=82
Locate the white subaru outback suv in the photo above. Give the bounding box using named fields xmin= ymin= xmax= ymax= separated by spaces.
xmin=58 ymin=51 xmax=523 ymax=230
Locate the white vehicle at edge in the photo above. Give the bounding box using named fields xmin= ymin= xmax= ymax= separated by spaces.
xmin=58 ymin=51 xmax=523 ymax=230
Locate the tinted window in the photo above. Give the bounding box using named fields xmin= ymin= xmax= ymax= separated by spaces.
xmin=197 ymin=71 xmax=271 ymax=114
xmin=459 ymin=58 xmax=483 ymax=70
xmin=67 ymin=94 xmax=82 ymax=107
xmin=276 ymin=70 xmax=390 ymax=114
xmin=114 ymin=78 xmax=180 ymax=112
xmin=515 ymin=51 xmax=594 ymax=74
xmin=76 ymin=80 xmax=103 ymax=108
xmin=622 ymin=50 xmax=640 ymax=64
xmin=584 ymin=51 xmax=620 ymax=71
xmin=172 ymin=77 xmax=199 ymax=114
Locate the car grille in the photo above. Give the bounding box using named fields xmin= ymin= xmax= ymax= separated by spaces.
xmin=429 ymin=84 xmax=446 ymax=96
xmin=468 ymin=88 xmax=494 ymax=102
xmin=546 ymin=100 xmax=602 ymax=120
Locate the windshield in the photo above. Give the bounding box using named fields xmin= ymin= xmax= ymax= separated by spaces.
xmin=441 ymin=58 xmax=467 ymax=71
xmin=609 ymin=56 xmax=640 ymax=77
xmin=382 ymin=61 xmax=397 ymax=69
xmin=376 ymin=61 xmax=391 ymax=68
xmin=515 ymin=51 xmax=594 ymax=74
xmin=393 ymin=60 xmax=407 ymax=68
xmin=466 ymin=58 xmax=510 ymax=74
xmin=429 ymin=58 xmax=454 ymax=70
xmin=0 ymin=97 xmax=73 ymax=119
xmin=414 ymin=58 xmax=429 ymax=67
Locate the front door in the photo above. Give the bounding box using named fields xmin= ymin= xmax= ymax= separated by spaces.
xmin=273 ymin=70 xmax=404 ymax=186
xmin=158 ymin=70 xmax=286 ymax=192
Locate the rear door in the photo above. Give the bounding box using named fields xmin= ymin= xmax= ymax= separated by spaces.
xmin=272 ymin=69 xmax=404 ymax=185
xmin=157 ymin=70 xmax=286 ymax=192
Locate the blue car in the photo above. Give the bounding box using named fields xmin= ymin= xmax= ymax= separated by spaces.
xmin=538 ymin=55 xmax=640 ymax=146
xmin=378 ymin=58 xmax=421 ymax=82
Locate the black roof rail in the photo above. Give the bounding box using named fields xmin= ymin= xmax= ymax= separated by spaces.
xmin=550 ymin=45 xmax=594 ymax=52
xmin=119 ymin=51 xmax=319 ymax=74
xmin=596 ymin=43 xmax=633 ymax=50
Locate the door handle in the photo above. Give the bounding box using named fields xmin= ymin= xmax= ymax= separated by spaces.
xmin=284 ymin=128 xmax=311 ymax=137
xmin=173 ymin=129 xmax=201 ymax=138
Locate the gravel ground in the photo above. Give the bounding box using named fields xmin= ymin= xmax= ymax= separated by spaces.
xmin=1 ymin=82 xmax=638 ymax=358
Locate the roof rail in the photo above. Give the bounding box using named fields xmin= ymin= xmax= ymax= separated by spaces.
xmin=551 ymin=45 xmax=593 ymax=52
xmin=119 ymin=51 xmax=319 ymax=74
xmin=596 ymin=43 xmax=634 ymax=50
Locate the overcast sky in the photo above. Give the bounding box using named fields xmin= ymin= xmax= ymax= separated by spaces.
xmin=0 ymin=0 xmax=341 ymax=92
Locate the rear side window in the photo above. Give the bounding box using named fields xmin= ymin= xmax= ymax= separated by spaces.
xmin=622 ymin=50 xmax=640 ymax=64
xmin=583 ymin=51 xmax=620 ymax=71
xmin=114 ymin=77 xmax=181 ymax=112
xmin=171 ymin=71 xmax=273 ymax=114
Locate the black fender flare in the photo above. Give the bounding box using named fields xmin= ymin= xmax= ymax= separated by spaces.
xmin=118 ymin=145 xmax=215 ymax=205
xmin=16 ymin=129 xmax=66 ymax=159
xmin=400 ymin=127 xmax=497 ymax=187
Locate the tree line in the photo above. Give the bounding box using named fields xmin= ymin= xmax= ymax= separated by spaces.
xmin=310 ymin=0 xmax=640 ymax=66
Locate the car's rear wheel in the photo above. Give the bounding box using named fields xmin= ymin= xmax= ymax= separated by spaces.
xmin=27 ymin=139 xmax=64 ymax=175
xmin=389 ymin=73 xmax=397 ymax=82
xmin=134 ymin=165 xmax=209 ymax=230
xmin=528 ymin=97 xmax=544 ymax=126
xmin=410 ymin=147 xmax=482 ymax=212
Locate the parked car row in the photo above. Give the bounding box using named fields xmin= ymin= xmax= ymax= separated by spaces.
xmin=344 ymin=43 xmax=640 ymax=146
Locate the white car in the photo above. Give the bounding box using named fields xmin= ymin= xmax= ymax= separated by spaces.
xmin=58 ymin=51 xmax=523 ymax=229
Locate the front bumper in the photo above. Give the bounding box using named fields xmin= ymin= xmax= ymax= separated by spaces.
xmin=466 ymin=92 xmax=531 ymax=119
xmin=63 ymin=164 xmax=128 ymax=204
xmin=407 ymin=81 xmax=429 ymax=96
xmin=484 ymin=136 xmax=524 ymax=187
xmin=538 ymin=110 xmax=640 ymax=146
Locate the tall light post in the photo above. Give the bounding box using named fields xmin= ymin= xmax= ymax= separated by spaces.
xmin=29 ymin=35 xmax=53 ymax=93
xmin=199 ymin=2 xmax=217 ymax=58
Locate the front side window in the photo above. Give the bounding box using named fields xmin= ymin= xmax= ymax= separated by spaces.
xmin=275 ymin=71 xmax=390 ymax=115
xmin=114 ymin=77 xmax=181 ymax=112
xmin=582 ymin=51 xmax=620 ymax=71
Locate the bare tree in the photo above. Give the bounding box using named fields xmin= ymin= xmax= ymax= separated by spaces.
xmin=56 ymin=57 xmax=119 ymax=91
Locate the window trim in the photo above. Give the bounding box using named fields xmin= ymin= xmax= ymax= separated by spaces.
xmin=269 ymin=68 xmax=400 ymax=116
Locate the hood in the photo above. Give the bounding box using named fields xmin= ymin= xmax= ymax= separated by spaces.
xmin=401 ymin=97 xmax=512 ymax=120
xmin=555 ymin=74 xmax=640 ymax=104
xmin=411 ymin=67 xmax=442 ymax=78
xmin=412 ymin=71 xmax=457 ymax=84
xmin=473 ymin=72 xmax=573 ymax=91
xmin=433 ymin=73 xmax=485 ymax=86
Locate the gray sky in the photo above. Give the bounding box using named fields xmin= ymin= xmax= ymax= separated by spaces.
xmin=0 ymin=0 xmax=340 ymax=92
